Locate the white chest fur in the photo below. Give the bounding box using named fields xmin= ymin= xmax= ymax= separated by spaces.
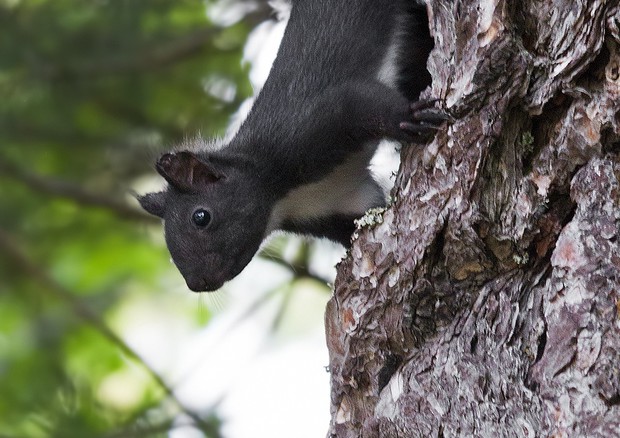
xmin=266 ymin=142 xmax=385 ymax=235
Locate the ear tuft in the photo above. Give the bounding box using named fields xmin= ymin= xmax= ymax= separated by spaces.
xmin=155 ymin=151 xmax=222 ymax=191
xmin=137 ymin=192 xmax=166 ymax=218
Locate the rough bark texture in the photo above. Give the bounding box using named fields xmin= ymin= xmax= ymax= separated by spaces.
xmin=326 ymin=1 xmax=620 ymax=437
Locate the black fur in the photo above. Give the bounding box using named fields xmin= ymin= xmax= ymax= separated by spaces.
xmin=281 ymin=214 xmax=361 ymax=247
xmin=139 ymin=0 xmax=445 ymax=292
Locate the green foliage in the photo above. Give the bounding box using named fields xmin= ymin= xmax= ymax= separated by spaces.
xmin=0 ymin=0 xmax=256 ymax=435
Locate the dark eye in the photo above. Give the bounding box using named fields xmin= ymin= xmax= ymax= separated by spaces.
xmin=192 ymin=209 xmax=211 ymax=227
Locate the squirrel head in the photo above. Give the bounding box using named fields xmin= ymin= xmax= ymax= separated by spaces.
xmin=138 ymin=151 xmax=271 ymax=292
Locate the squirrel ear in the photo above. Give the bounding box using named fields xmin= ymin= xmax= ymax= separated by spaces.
xmin=155 ymin=151 xmax=221 ymax=191
xmin=137 ymin=191 xmax=166 ymax=218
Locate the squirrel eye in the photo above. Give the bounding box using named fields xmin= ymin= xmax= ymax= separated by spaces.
xmin=192 ymin=209 xmax=211 ymax=227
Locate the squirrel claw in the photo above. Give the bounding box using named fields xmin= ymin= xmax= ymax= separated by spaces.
xmin=399 ymin=121 xmax=440 ymax=135
xmin=412 ymin=108 xmax=453 ymax=124
xmin=399 ymin=99 xmax=451 ymax=142
xmin=410 ymin=99 xmax=440 ymax=112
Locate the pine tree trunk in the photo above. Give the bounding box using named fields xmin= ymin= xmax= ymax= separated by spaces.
xmin=325 ymin=1 xmax=620 ymax=436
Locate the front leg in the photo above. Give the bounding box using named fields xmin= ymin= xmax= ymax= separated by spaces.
xmin=278 ymin=81 xmax=449 ymax=187
xmin=342 ymin=81 xmax=450 ymax=145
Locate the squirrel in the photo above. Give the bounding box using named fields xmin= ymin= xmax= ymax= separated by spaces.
xmin=138 ymin=0 xmax=449 ymax=292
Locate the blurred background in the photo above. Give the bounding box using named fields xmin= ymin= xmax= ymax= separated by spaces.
xmin=0 ymin=1 xmax=345 ymax=436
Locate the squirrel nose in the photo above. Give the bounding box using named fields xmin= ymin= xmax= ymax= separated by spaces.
xmin=185 ymin=275 xmax=208 ymax=292
xmin=184 ymin=274 xmax=223 ymax=292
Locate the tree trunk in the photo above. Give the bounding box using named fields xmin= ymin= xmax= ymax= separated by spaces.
xmin=325 ymin=1 xmax=620 ymax=436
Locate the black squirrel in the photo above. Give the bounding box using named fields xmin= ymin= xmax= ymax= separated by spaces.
xmin=138 ymin=0 xmax=448 ymax=292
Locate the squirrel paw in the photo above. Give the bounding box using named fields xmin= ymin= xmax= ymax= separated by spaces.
xmin=399 ymin=99 xmax=452 ymax=143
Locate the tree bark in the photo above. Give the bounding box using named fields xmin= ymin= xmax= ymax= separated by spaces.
xmin=326 ymin=1 xmax=620 ymax=436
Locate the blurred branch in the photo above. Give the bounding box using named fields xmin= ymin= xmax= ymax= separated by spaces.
xmin=0 ymin=158 xmax=158 ymax=224
xmin=243 ymin=0 xmax=278 ymax=26
xmin=44 ymin=27 xmax=221 ymax=80
xmin=93 ymin=97 xmax=186 ymax=140
xmin=258 ymin=242 xmax=332 ymax=286
xmin=103 ymin=413 xmax=221 ymax=438
xmin=102 ymin=421 xmax=172 ymax=438
xmin=43 ymin=5 xmax=274 ymax=81
xmin=0 ymin=228 xmax=218 ymax=435
xmin=0 ymin=108 xmax=183 ymax=145
xmin=270 ymin=283 xmax=294 ymax=333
